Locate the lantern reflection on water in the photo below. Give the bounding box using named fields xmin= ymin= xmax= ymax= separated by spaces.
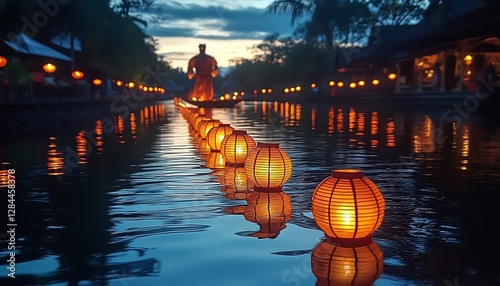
xmin=47 ymin=137 xmax=64 ymax=176
xmin=312 ymin=169 xmax=385 ymax=244
xmin=0 ymin=162 xmax=11 ymax=188
xmin=311 ymin=239 xmax=383 ymax=286
xmin=243 ymin=190 xmax=292 ymax=239
xmin=220 ymin=130 xmax=256 ymax=166
xmin=244 ymin=142 xmax=292 ymax=192
xmin=95 ymin=120 xmax=104 ymax=154
xmin=205 ymin=151 xmax=225 ymax=170
xmin=76 ymin=131 xmax=87 ymax=165
xmin=220 ymin=166 xmax=253 ymax=200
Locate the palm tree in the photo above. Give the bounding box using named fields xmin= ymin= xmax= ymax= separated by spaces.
xmin=266 ymin=0 xmax=337 ymax=51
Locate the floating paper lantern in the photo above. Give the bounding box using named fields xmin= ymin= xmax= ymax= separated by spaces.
xmin=243 ymin=190 xmax=292 ymax=239
xmin=244 ymin=142 xmax=292 ymax=192
xmin=42 ymin=63 xmax=56 ymax=73
xmin=206 ymin=124 xmax=234 ymax=151
xmin=198 ymin=119 xmax=220 ymax=139
xmin=220 ymin=130 xmax=256 ymax=166
xmin=71 ymin=70 xmax=84 ymax=80
xmin=311 ymin=239 xmax=383 ymax=285
xmin=0 ymin=56 xmax=7 ymax=68
xmin=312 ymin=169 xmax=385 ymax=243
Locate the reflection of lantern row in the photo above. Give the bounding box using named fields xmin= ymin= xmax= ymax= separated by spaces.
xmin=243 ymin=191 xmax=292 ymax=239
xmin=205 ymin=151 xmax=225 ymax=170
xmin=195 ymin=137 xmax=211 ymax=160
xmin=0 ymin=162 xmax=11 ymax=188
xmin=244 ymin=142 xmax=292 ymax=192
xmin=349 ymin=108 xmax=356 ymax=131
xmin=76 ymin=131 xmax=88 ymax=165
xmin=130 ymin=113 xmax=137 ymax=141
xmin=312 ymin=169 xmax=385 ymax=245
xmin=328 ymin=106 xmax=334 ymax=135
xmin=206 ymin=124 xmax=234 ymax=151
xmin=220 ymin=130 xmax=256 ymax=167
xmin=356 ymin=112 xmax=365 ymax=136
xmin=386 ymin=118 xmax=395 ymax=147
xmin=337 ymin=109 xmax=344 ymax=132
xmin=311 ymin=239 xmax=383 ymax=286
xmin=47 ymin=137 xmax=64 ymax=176
xmin=220 ymin=166 xmax=254 ymax=199
xmin=95 ymin=120 xmax=104 ymax=154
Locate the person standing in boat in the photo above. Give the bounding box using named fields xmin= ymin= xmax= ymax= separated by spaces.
xmin=187 ymin=44 xmax=219 ymax=101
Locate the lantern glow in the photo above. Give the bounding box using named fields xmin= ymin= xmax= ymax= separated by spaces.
xmin=92 ymin=79 xmax=103 ymax=86
xmin=43 ymin=63 xmax=56 ymax=73
xmin=244 ymin=142 xmax=292 ymax=192
xmin=0 ymin=56 xmax=7 ymax=68
xmin=206 ymin=124 xmax=234 ymax=151
xmin=388 ymin=73 xmax=397 ymax=80
xmin=312 ymin=169 xmax=385 ymax=243
xmin=220 ymin=130 xmax=256 ymax=166
xmin=198 ymin=119 xmax=220 ymax=139
xmin=71 ymin=70 xmax=84 ymax=80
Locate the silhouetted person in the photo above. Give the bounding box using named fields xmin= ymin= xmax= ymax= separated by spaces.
xmin=187 ymin=44 xmax=219 ymax=101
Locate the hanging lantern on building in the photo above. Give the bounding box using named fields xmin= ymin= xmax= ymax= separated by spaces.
xmin=220 ymin=130 xmax=256 ymax=166
xmin=0 ymin=56 xmax=7 ymax=68
xmin=244 ymin=142 xmax=292 ymax=192
xmin=312 ymin=169 xmax=385 ymax=244
xmin=206 ymin=124 xmax=234 ymax=151
xmin=311 ymin=239 xmax=383 ymax=285
xmin=71 ymin=70 xmax=84 ymax=80
xmin=243 ymin=190 xmax=292 ymax=239
xmin=92 ymin=79 xmax=103 ymax=86
xmin=42 ymin=63 xmax=56 ymax=73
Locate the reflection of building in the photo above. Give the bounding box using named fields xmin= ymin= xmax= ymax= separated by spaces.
xmin=311 ymin=239 xmax=383 ymax=286
xmin=413 ymin=115 xmax=436 ymax=153
xmin=243 ymin=191 xmax=292 ymax=239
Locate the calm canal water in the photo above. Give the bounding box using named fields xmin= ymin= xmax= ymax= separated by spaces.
xmin=1 ymin=99 xmax=499 ymax=286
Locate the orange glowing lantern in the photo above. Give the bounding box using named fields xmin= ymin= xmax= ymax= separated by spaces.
xmin=284 ymin=88 xmax=290 ymax=93
xmin=329 ymin=81 xmax=335 ymax=87
xmin=92 ymin=78 xmax=103 ymax=86
xmin=143 ymin=86 xmax=148 ymax=92
xmin=311 ymin=83 xmax=317 ymax=88
xmin=312 ymin=169 xmax=385 ymax=243
xmin=42 ymin=63 xmax=56 ymax=73
xmin=243 ymin=190 xmax=292 ymax=238
xmin=128 ymin=82 xmax=135 ymax=89
xmin=220 ymin=130 xmax=256 ymax=166
xmin=0 ymin=56 xmax=7 ymax=68
xmin=295 ymin=86 xmax=302 ymax=91
xmin=358 ymin=80 xmax=366 ymax=86
xmin=71 ymin=70 xmax=84 ymax=80
xmin=372 ymin=79 xmax=380 ymax=86
xmin=244 ymin=142 xmax=292 ymax=192
xmin=206 ymin=124 xmax=234 ymax=151
xmin=116 ymin=80 xmax=123 ymax=86
xmin=198 ymin=119 xmax=220 ymax=139
xmin=387 ymin=73 xmax=397 ymax=80
xmin=349 ymin=82 xmax=357 ymax=88
xmin=311 ymin=239 xmax=383 ymax=285
xmin=337 ymin=82 xmax=344 ymax=88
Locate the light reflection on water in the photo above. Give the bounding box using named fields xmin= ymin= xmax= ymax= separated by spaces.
xmin=1 ymin=100 xmax=500 ymax=286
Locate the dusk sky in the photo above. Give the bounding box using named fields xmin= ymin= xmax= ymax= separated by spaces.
xmin=146 ymin=0 xmax=305 ymax=70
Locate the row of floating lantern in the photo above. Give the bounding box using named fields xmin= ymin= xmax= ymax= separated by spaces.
xmin=174 ymin=99 xmax=386 ymax=284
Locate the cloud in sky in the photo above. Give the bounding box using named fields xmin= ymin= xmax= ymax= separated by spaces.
xmin=146 ymin=1 xmax=305 ymax=68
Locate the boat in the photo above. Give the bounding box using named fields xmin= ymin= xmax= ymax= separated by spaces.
xmin=185 ymin=97 xmax=244 ymax=108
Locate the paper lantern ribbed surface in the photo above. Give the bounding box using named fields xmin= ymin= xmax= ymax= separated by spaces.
xmin=220 ymin=130 xmax=256 ymax=166
xmin=243 ymin=191 xmax=292 ymax=238
xmin=206 ymin=124 xmax=234 ymax=151
xmin=244 ymin=142 xmax=292 ymax=191
xmin=311 ymin=239 xmax=383 ymax=286
xmin=198 ymin=119 xmax=220 ymax=139
xmin=312 ymin=169 xmax=385 ymax=240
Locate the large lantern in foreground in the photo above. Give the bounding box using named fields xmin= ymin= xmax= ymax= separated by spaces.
xmin=220 ymin=130 xmax=256 ymax=166
xmin=206 ymin=124 xmax=234 ymax=151
xmin=244 ymin=142 xmax=292 ymax=192
xmin=312 ymin=169 xmax=385 ymax=244
xmin=312 ymin=239 xmax=383 ymax=286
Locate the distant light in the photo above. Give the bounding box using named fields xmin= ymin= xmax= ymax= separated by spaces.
xmin=116 ymin=80 xmax=123 ymax=86
xmin=328 ymin=81 xmax=335 ymax=87
xmin=296 ymin=86 xmax=302 ymax=91
xmin=148 ymin=87 xmax=153 ymax=92
xmin=232 ymin=95 xmax=237 ymax=100
xmin=128 ymin=82 xmax=135 ymax=89
xmin=71 ymin=70 xmax=84 ymax=80
xmin=220 ymin=95 xmax=225 ymax=100
xmin=233 ymin=91 xmax=238 ymax=96
xmin=358 ymin=80 xmax=366 ymax=86
xmin=311 ymin=83 xmax=317 ymax=88
xmin=372 ymin=79 xmax=380 ymax=86
xmin=290 ymin=87 xmax=295 ymax=92
xmin=43 ymin=63 xmax=56 ymax=73
xmin=261 ymin=88 xmax=267 ymax=94
xmin=92 ymin=79 xmax=103 ymax=86
xmin=388 ymin=73 xmax=397 ymax=80
xmin=240 ymin=91 xmax=245 ymax=96
xmin=267 ymin=88 xmax=272 ymax=93
xmin=349 ymin=82 xmax=357 ymax=88
xmin=284 ymin=88 xmax=290 ymax=93
xmin=337 ymin=81 xmax=344 ymax=88
xmin=0 ymin=56 xmax=7 ymax=68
